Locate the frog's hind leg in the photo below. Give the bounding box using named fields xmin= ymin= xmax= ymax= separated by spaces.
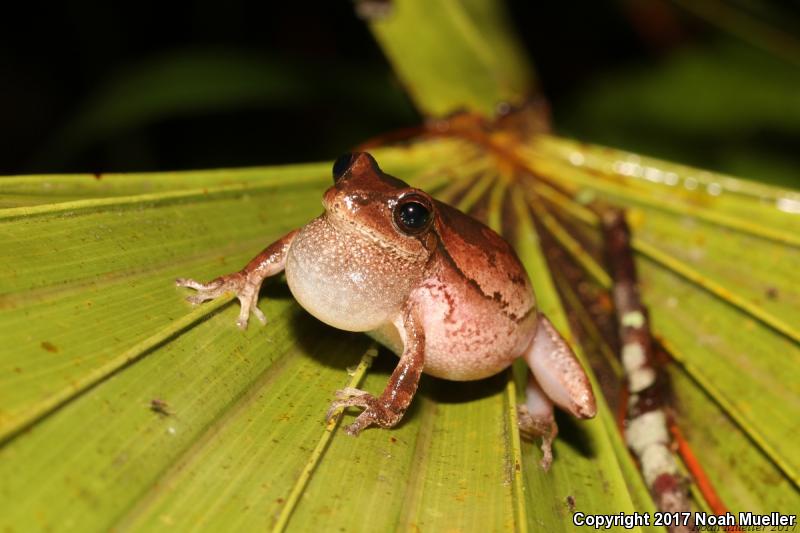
xmin=518 ymin=313 xmax=597 ymax=469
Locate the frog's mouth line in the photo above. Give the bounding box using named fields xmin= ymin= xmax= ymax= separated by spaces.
xmin=321 ymin=194 xmax=430 ymax=262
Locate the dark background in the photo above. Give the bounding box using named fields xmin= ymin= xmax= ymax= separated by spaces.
xmin=2 ymin=0 xmax=798 ymax=187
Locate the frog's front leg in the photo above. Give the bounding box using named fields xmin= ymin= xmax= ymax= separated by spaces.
xmin=519 ymin=313 xmax=597 ymax=469
xmin=176 ymin=229 xmax=298 ymax=329
xmin=328 ymin=302 xmax=425 ymax=436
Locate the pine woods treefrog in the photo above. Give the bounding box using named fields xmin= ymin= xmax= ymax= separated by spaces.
xmin=176 ymin=152 xmax=596 ymax=468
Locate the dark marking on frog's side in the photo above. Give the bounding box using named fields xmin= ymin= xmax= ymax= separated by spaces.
xmin=508 ymin=272 xmax=527 ymax=286
xmin=442 ymin=288 xmax=456 ymax=323
xmin=492 ymin=291 xmax=506 ymax=306
xmin=514 ymin=306 xmax=535 ymax=324
xmin=484 ymin=250 xmax=498 ymax=268
xmin=434 ymin=233 xmax=535 ymax=324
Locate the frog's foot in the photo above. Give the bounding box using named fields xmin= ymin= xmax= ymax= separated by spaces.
xmin=176 ymin=272 xmax=266 ymax=329
xmin=519 ymin=368 xmax=559 ymax=471
xmin=326 ymin=387 xmax=402 ymax=436
xmin=517 ymin=404 xmax=558 ymax=470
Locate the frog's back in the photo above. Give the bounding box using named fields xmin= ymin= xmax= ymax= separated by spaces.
xmin=434 ymin=201 xmax=535 ymax=323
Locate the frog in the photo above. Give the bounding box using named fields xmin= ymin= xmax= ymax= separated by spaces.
xmin=176 ymin=152 xmax=596 ymax=469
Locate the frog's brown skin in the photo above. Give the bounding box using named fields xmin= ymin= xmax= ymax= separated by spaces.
xmin=176 ymin=152 xmax=596 ymax=469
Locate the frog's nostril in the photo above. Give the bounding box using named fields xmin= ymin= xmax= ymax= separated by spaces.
xmin=332 ymin=153 xmax=355 ymax=182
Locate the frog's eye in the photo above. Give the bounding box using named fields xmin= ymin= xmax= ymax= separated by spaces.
xmin=332 ymin=153 xmax=355 ymax=182
xmin=394 ymin=195 xmax=433 ymax=235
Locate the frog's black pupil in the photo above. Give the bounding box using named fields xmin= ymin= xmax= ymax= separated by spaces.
xmin=399 ymin=201 xmax=430 ymax=231
xmin=332 ymin=153 xmax=354 ymax=181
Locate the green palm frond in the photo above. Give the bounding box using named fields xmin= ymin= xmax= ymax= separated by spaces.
xmin=1 ymin=0 xmax=797 ymax=531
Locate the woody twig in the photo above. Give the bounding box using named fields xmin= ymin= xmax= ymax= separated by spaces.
xmin=602 ymin=209 xmax=693 ymax=533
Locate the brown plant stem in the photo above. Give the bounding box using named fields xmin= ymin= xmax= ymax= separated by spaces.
xmin=602 ymin=209 xmax=693 ymax=533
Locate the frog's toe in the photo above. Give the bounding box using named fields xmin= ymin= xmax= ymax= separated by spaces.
xmin=517 ymin=404 xmax=558 ymax=471
xmin=235 ymin=307 xmax=250 ymax=330
xmin=176 ymin=276 xmax=227 ymax=299
xmin=235 ymin=304 xmax=265 ymax=329
xmin=251 ymin=305 xmax=267 ymax=325
xmin=175 ymin=277 xmax=204 ymax=290
xmin=343 ymin=403 xmax=402 ymax=436
xmin=342 ymin=407 xmax=379 ymax=436
xmin=334 ymin=387 xmax=371 ymax=401
xmin=177 ymin=272 xmax=268 ymax=328
xmin=186 ymin=293 xmax=215 ymax=305
xmin=344 ymin=415 xmax=372 ymax=436
xmin=233 ymin=276 xmax=270 ymax=329
xmin=235 ymin=300 xmax=266 ymax=330
xmin=326 ymin=388 xmax=375 ymax=423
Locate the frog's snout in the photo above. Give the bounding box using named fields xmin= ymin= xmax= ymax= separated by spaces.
xmin=322 ymin=186 xmax=338 ymax=212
